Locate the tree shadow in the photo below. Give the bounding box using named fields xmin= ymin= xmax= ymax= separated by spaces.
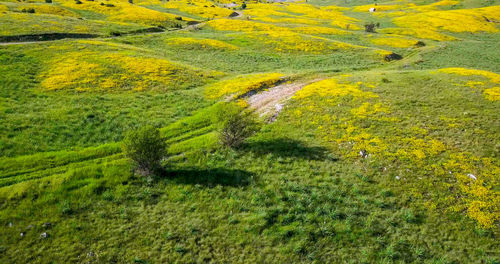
xmin=160 ymin=167 xmax=255 ymax=187
xmin=241 ymin=138 xmax=334 ymax=161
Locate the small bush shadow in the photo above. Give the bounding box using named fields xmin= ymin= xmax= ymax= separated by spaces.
xmin=161 ymin=167 xmax=254 ymax=187
xmin=242 ymin=138 xmax=334 ymax=161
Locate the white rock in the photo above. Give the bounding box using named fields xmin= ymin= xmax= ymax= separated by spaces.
xmin=467 ymin=174 xmax=477 ymax=180
xmin=275 ymin=103 xmax=283 ymax=112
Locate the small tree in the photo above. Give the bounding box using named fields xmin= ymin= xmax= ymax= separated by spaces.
xmin=215 ymin=103 xmax=260 ymax=148
xmin=364 ymin=22 xmax=376 ymax=33
xmin=122 ymin=125 xmax=166 ymax=178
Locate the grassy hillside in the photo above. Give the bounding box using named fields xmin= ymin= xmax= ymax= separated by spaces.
xmin=0 ymin=0 xmax=499 ymax=263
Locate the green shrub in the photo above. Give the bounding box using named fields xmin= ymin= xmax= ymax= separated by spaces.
xmin=214 ymin=103 xmax=260 ymax=148
xmin=122 ymin=126 xmax=166 ymax=177
xmin=21 ymin=8 xmax=35 ymax=13
xmin=364 ymin=23 xmax=376 ymax=33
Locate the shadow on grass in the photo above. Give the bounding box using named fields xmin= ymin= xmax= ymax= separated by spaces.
xmin=241 ymin=138 xmax=333 ymax=161
xmin=161 ymin=167 xmax=254 ymax=187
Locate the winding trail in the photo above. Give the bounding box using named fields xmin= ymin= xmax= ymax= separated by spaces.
xmin=247 ymin=78 xmax=323 ymax=121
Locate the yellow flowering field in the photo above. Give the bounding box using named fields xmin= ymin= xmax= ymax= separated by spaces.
xmin=284 ymin=3 xmax=360 ymax=29
xmin=439 ymin=67 xmax=500 ymax=101
xmin=166 ymin=37 xmax=238 ymax=50
xmin=163 ymin=0 xmax=233 ymax=18
xmin=394 ymin=6 xmax=500 ymax=34
xmin=378 ymin=27 xmax=455 ymax=41
xmin=16 ymin=4 xmax=79 ymax=17
xmin=294 ymin=78 xmax=378 ymax=99
xmin=289 ymin=73 xmax=500 ymax=228
xmin=61 ymin=0 xmax=179 ymax=25
xmin=1 ymin=0 xmax=500 ymax=262
xmin=205 ymin=73 xmax=284 ymax=99
xmin=369 ymin=37 xmax=418 ymax=48
xmin=0 ymin=12 xmax=115 ymax=35
xmin=291 ymin=26 xmax=350 ymax=35
xmin=40 ymin=51 xmax=221 ymax=92
xmin=439 ymin=67 xmax=500 ymax=83
xmin=207 ymin=19 xmax=360 ymax=53
xmin=0 ymin=4 xmax=9 ymax=13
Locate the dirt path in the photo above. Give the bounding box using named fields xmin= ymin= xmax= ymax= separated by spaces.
xmin=0 ymin=41 xmax=42 ymax=46
xmin=247 ymin=78 xmax=323 ymax=122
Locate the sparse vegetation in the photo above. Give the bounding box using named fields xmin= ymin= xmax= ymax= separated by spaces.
xmin=0 ymin=0 xmax=499 ymax=263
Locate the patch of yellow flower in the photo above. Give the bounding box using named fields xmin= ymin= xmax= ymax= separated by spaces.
xmin=352 ymin=4 xmax=404 ymax=12
xmin=205 ymin=73 xmax=284 ymax=99
xmin=244 ymin=3 xmax=320 ymax=25
xmin=207 ymin=18 xmax=284 ymax=32
xmin=439 ymin=68 xmax=500 ymax=101
xmin=369 ymin=37 xmax=418 ymax=48
xmin=292 ymin=26 xmax=350 ymax=35
xmin=443 ymin=153 xmax=500 ymax=228
xmin=244 ymin=4 xmax=290 ymax=18
xmin=484 ymin=87 xmax=500 ymax=101
xmin=294 ymin=78 xmax=378 ymax=99
xmin=40 ymin=55 xmax=102 ymax=92
xmin=393 ymin=6 xmax=500 ymax=34
xmin=0 ymin=12 xmax=97 ymax=35
xmin=62 ymin=0 xmax=178 ymax=25
xmin=338 ymin=122 xmax=388 ymax=157
xmin=250 ymin=31 xmax=359 ymax=53
xmin=256 ymin=16 xmax=321 ymax=25
xmin=163 ymin=0 xmax=233 ymax=18
xmin=354 ymin=0 xmax=458 ymax=16
xmin=19 ymin=4 xmax=79 ymax=17
xmin=207 ymin=19 xmax=359 ymax=53
xmin=410 ymin=0 xmax=461 ymax=12
xmin=290 ymin=74 xmax=499 ymax=228
xmin=77 ymin=40 xmax=151 ymax=52
xmin=0 ymin=4 xmax=9 ymax=13
xmin=378 ymin=27 xmax=454 ymax=41
xmin=351 ymin=102 xmax=389 ymax=118
xmin=284 ymin=3 xmax=360 ymax=29
xmin=40 ymin=51 xmax=219 ymax=92
xmin=166 ymin=37 xmax=238 ymax=50
xmin=439 ymin=68 xmax=500 ymax=84
xmin=465 ymin=81 xmax=485 ymax=89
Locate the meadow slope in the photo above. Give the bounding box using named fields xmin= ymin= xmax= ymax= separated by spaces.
xmin=0 ymin=0 xmax=499 ymax=263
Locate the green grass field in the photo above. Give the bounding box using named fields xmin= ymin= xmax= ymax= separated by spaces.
xmin=0 ymin=0 xmax=499 ymax=263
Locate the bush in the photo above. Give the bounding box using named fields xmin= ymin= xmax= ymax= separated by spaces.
xmin=215 ymin=103 xmax=260 ymax=148
xmin=45 ymin=0 xmax=52 ymax=3
xmin=364 ymin=23 xmax=376 ymax=33
xmin=122 ymin=126 xmax=166 ymax=177
xmin=415 ymin=41 xmax=426 ymax=47
xmin=22 ymin=8 xmax=35 ymax=13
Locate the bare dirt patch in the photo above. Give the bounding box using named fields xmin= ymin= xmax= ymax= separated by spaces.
xmin=247 ymin=78 xmax=323 ymax=122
